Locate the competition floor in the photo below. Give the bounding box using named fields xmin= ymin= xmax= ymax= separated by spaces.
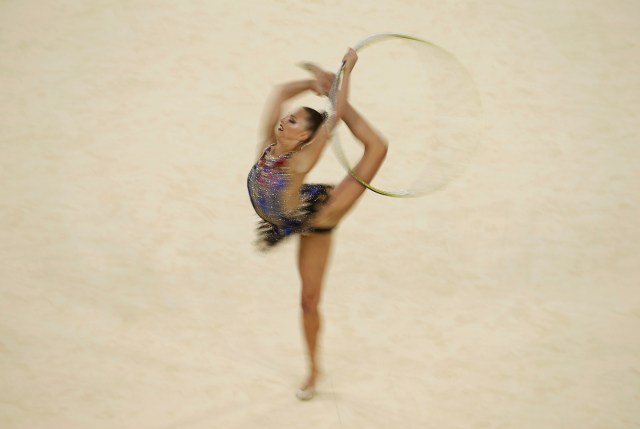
xmin=1 ymin=1 xmax=639 ymax=428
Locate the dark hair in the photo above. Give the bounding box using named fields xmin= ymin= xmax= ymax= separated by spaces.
xmin=302 ymin=107 xmax=328 ymax=143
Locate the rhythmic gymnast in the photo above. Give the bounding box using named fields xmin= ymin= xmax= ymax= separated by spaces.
xmin=247 ymin=49 xmax=388 ymax=400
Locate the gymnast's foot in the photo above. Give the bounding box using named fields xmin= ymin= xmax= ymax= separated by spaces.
xmin=296 ymin=368 xmax=320 ymax=401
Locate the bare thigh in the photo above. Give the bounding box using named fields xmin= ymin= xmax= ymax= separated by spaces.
xmin=310 ymin=147 xmax=387 ymax=229
xmin=298 ymin=232 xmax=332 ymax=303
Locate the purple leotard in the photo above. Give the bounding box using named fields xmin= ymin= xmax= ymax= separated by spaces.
xmin=247 ymin=144 xmax=333 ymax=249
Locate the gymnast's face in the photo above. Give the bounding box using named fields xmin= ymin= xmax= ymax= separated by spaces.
xmin=276 ymin=108 xmax=311 ymax=143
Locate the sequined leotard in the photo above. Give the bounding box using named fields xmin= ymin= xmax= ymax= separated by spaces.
xmin=248 ymin=144 xmax=333 ymax=249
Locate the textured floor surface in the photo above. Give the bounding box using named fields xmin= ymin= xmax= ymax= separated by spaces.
xmin=1 ymin=1 xmax=639 ymax=428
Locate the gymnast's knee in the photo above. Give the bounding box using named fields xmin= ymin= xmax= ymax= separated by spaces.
xmin=300 ymin=289 xmax=321 ymax=314
xmin=363 ymin=138 xmax=388 ymax=164
xmin=371 ymin=136 xmax=388 ymax=154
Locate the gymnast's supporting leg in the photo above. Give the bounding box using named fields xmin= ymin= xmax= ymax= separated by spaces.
xmin=295 ymin=104 xmax=386 ymax=400
xmin=297 ymin=231 xmax=332 ymax=397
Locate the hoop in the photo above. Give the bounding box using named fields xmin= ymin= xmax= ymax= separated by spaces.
xmin=326 ymin=33 xmax=479 ymax=198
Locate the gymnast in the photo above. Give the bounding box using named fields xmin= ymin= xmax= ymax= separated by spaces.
xmin=247 ymin=48 xmax=388 ymax=400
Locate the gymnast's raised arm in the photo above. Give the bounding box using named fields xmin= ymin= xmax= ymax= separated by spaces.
xmin=334 ymin=48 xmax=357 ymax=121
xmin=292 ymin=51 xmax=358 ymax=173
xmin=257 ymin=79 xmax=325 ymax=158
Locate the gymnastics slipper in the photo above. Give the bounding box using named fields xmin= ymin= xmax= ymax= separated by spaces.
xmin=295 ymin=387 xmax=315 ymax=401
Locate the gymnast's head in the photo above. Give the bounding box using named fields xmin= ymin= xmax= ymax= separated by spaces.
xmin=277 ymin=107 xmax=327 ymax=145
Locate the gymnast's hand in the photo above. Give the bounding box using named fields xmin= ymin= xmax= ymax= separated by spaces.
xmin=342 ymin=48 xmax=358 ymax=73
